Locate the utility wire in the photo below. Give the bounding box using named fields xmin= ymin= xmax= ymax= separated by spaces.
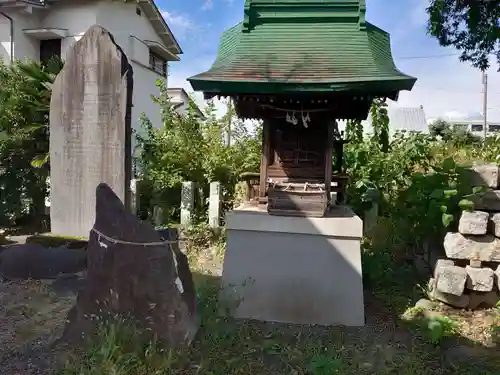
xmin=396 ymin=53 xmax=460 ymax=60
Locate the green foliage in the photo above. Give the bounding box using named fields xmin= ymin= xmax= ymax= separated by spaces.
xmin=425 ymin=315 xmax=459 ymax=345
xmin=345 ymin=130 xmax=496 ymax=307
xmin=344 ymin=118 xmax=363 ymax=143
xmin=136 ymin=81 xmax=261 ymax=224
xmin=183 ymin=223 xmax=226 ymax=261
xmin=369 ymin=98 xmax=390 ymax=152
xmin=428 ymin=119 xmax=481 ymax=147
xmin=0 ymin=57 xmax=62 ymax=224
xmin=309 ymin=355 xmax=342 ymax=375
xmin=426 ymin=0 xmax=500 ymax=70
xmin=58 ymin=318 xmax=178 ymax=375
xmin=428 ymin=118 xmax=451 ymax=139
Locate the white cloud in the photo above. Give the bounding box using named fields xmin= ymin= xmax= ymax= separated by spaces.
xmin=164 ymin=0 xmax=500 ymax=125
xmin=161 ymin=11 xmax=195 ymax=39
xmin=396 ymin=55 xmax=500 ymax=122
xmin=169 ymin=55 xmax=500 ymax=124
xmin=201 ymin=0 xmax=213 ymax=10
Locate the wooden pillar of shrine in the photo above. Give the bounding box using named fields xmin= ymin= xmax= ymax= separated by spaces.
xmin=259 ymin=119 xmax=271 ymax=202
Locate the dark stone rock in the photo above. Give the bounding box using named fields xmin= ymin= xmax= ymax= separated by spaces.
xmin=157 ymin=228 xmax=197 ymax=317
xmin=0 ymin=243 xmax=86 ymax=280
xmin=59 ymin=183 xmax=198 ymax=348
xmin=49 ymin=273 xmax=86 ymax=296
xmin=467 ymin=291 xmax=500 ymax=309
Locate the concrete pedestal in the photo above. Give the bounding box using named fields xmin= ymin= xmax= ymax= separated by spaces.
xmin=221 ymin=205 xmax=364 ymax=326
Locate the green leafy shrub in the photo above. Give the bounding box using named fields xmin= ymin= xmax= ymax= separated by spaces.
xmin=0 ymin=57 xmax=62 ymax=225
xmin=135 ymin=81 xmax=260 ymax=225
xmin=425 ymin=315 xmax=459 ymax=345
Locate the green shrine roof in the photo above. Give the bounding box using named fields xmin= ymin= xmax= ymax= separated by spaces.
xmin=188 ymin=0 xmax=416 ymax=97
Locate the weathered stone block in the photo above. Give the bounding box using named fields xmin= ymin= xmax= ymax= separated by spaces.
xmin=468 ymin=164 xmax=499 ymax=188
xmin=473 ymin=190 xmax=500 ymax=211
xmin=208 ymin=182 xmax=221 ymax=229
xmin=181 ymin=181 xmax=194 ymax=227
xmin=458 ymin=210 xmax=489 ymax=235
xmin=433 ymin=258 xmax=454 ymax=278
xmin=465 ymin=266 xmax=494 ymax=291
xmin=50 ymin=25 xmax=133 ymax=237
xmin=435 ymin=264 xmax=467 ymax=296
xmin=443 ymin=232 xmax=500 ymax=261
xmin=490 ymin=213 xmax=500 ymax=237
xmin=428 ymin=278 xmax=470 ymax=308
xmin=495 ymin=265 xmax=500 ymax=290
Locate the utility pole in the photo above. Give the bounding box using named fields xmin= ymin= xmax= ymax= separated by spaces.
xmin=227 ymin=98 xmax=232 ymax=147
xmin=483 ymin=71 xmax=488 ymax=139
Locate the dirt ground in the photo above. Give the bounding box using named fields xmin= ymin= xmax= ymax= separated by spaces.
xmin=1 ymin=275 xmax=499 ymax=375
xmin=0 ymin=276 xmax=81 ymax=374
xmin=0 ymin=242 xmax=499 ymax=374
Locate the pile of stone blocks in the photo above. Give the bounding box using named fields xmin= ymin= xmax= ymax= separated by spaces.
xmin=430 ymin=164 xmax=500 ymax=309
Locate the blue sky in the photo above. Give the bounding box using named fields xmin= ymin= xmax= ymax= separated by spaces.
xmin=158 ymin=0 xmax=500 ymax=121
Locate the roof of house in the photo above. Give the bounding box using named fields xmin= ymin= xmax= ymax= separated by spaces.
xmin=0 ymin=0 xmax=182 ymax=55
xmin=188 ymin=0 xmax=415 ymax=97
xmin=167 ymin=88 xmax=205 ymax=119
xmin=387 ymin=106 xmax=428 ymax=133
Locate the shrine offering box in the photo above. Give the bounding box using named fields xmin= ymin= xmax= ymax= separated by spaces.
xmin=267 ymin=182 xmax=327 ymax=217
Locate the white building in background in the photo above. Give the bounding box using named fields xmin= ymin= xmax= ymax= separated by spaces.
xmin=387 ymin=105 xmax=428 ymax=134
xmin=359 ymin=104 xmax=429 ymax=136
xmin=448 ymin=120 xmax=500 ymax=137
xmin=0 ymin=0 xmax=181 ymax=132
xmin=167 ymin=87 xmax=205 ymax=119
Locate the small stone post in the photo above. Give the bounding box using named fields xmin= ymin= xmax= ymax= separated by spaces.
xmin=130 ymin=178 xmax=139 ymax=215
xmin=152 ymin=206 xmax=164 ymax=226
xmin=363 ymin=202 xmax=378 ymax=236
xmin=181 ymin=181 xmax=194 ymax=227
xmin=208 ymin=182 xmax=221 ymax=228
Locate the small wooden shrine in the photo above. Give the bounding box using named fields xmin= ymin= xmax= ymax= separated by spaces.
xmin=189 ymin=0 xmax=416 ymax=217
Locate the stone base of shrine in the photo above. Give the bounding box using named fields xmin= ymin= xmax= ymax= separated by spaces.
xmin=221 ymin=204 xmax=365 ymax=326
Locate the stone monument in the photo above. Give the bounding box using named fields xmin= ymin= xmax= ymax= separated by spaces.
xmin=59 ymin=183 xmax=198 ymax=348
xmin=49 ymin=25 xmax=133 ymax=237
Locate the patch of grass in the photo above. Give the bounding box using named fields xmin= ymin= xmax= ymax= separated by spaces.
xmin=403 ymin=307 xmax=460 ymax=345
xmin=25 ymin=234 xmax=87 ymax=248
xmin=56 ymin=273 xmax=500 ymax=375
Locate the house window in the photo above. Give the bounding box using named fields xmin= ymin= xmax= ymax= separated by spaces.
xmin=471 ymin=124 xmax=483 ymax=132
xmin=40 ymin=39 xmax=61 ymax=66
xmin=453 ymin=124 xmax=467 ymax=132
xmin=149 ymin=51 xmax=167 ymax=76
xmin=489 ymin=124 xmax=500 ymax=133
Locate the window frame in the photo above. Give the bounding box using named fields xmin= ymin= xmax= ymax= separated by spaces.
xmin=149 ymin=51 xmax=167 ymax=77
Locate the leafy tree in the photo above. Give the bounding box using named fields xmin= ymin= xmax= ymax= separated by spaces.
xmin=136 ymin=82 xmax=261 ymax=224
xmin=0 ymin=57 xmax=62 ymax=224
xmin=426 ymin=0 xmax=500 ymax=70
xmin=429 ymin=118 xmax=452 ymax=139
xmin=345 ymin=119 xmax=363 ymax=143
xmin=370 ymin=98 xmax=390 ymax=152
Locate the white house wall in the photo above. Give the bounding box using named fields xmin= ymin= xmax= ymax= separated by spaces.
xmin=40 ymin=0 xmax=97 ymax=59
xmin=0 ymin=14 xmax=10 ymax=62
xmin=0 ymin=0 xmax=166 ymax=135
xmin=0 ymin=11 xmax=40 ymax=62
xmin=96 ymin=0 xmax=165 ymax=133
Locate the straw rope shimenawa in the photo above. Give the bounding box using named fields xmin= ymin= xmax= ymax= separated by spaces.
xmin=91 ymin=227 xmax=185 ymax=293
xmin=91 ymin=228 xmax=177 ymax=247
